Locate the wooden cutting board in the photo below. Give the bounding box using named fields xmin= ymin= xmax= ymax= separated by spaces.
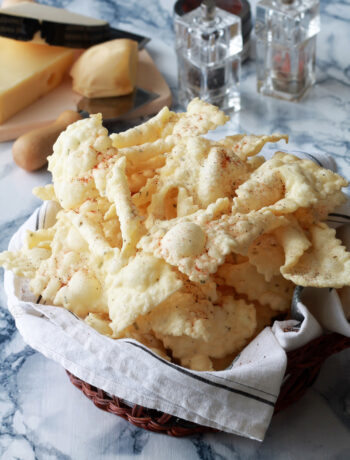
xmin=0 ymin=49 xmax=172 ymax=142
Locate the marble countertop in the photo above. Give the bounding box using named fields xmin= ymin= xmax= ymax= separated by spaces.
xmin=1 ymin=0 xmax=350 ymax=458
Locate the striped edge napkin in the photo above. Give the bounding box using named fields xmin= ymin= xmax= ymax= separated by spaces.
xmin=3 ymin=150 xmax=350 ymax=441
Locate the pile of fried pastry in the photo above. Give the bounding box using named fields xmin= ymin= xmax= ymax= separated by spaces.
xmin=1 ymin=99 xmax=349 ymax=371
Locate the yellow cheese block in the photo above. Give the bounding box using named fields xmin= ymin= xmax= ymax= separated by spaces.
xmin=0 ymin=37 xmax=75 ymax=124
xmin=70 ymin=39 xmax=138 ymax=98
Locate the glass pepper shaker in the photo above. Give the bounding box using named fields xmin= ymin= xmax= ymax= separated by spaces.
xmin=174 ymin=0 xmax=243 ymax=112
xmin=174 ymin=0 xmax=253 ymax=62
xmin=255 ymin=0 xmax=320 ymax=101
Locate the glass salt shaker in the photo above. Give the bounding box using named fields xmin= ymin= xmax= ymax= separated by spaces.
xmin=174 ymin=0 xmax=243 ymax=112
xmin=255 ymin=0 xmax=320 ymax=101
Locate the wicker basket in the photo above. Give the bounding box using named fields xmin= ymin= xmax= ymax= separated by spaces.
xmin=66 ymin=332 xmax=350 ymax=437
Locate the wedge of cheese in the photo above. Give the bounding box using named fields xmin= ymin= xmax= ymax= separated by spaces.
xmin=70 ymin=39 xmax=138 ymax=98
xmin=0 ymin=37 xmax=75 ymax=124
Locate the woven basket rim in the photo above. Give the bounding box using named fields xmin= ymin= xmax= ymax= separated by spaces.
xmin=66 ymin=332 xmax=350 ymax=437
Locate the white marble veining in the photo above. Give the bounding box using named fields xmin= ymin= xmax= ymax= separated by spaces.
xmin=1 ymin=0 xmax=350 ymax=458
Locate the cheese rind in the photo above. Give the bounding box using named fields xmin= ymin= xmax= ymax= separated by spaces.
xmin=0 ymin=37 xmax=75 ymax=124
xmin=70 ymin=39 xmax=138 ymax=98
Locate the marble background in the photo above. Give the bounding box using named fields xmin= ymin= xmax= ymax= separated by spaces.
xmin=1 ymin=0 xmax=350 ymax=458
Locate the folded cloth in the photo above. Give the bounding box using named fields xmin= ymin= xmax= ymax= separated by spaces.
xmin=3 ymin=150 xmax=350 ymax=442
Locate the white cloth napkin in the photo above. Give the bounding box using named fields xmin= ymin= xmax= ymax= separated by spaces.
xmin=3 ymin=150 xmax=350 ymax=442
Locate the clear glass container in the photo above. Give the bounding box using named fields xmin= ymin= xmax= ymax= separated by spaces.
xmin=255 ymin=0 xmax=320 ymax=101
xmin=175 ymin=0 xmax=243 ymax=112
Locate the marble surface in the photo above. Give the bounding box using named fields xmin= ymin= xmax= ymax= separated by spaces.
xmin=1 ymin=0 xmax=350 ymax=458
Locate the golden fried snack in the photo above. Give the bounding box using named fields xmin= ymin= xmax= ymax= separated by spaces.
xmin=1 ymin=98 xmax=349 ymax=371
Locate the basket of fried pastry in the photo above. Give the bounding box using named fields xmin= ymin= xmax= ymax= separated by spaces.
xmin=1 ymin=99 xmax=350 ymax=436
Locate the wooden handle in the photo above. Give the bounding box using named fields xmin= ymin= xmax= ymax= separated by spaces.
xmin=12 ymin=110 xmax=82 ymax=172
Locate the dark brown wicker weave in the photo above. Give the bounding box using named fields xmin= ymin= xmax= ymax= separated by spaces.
xmin=67 ymin=332 xmax=350 ymax=437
